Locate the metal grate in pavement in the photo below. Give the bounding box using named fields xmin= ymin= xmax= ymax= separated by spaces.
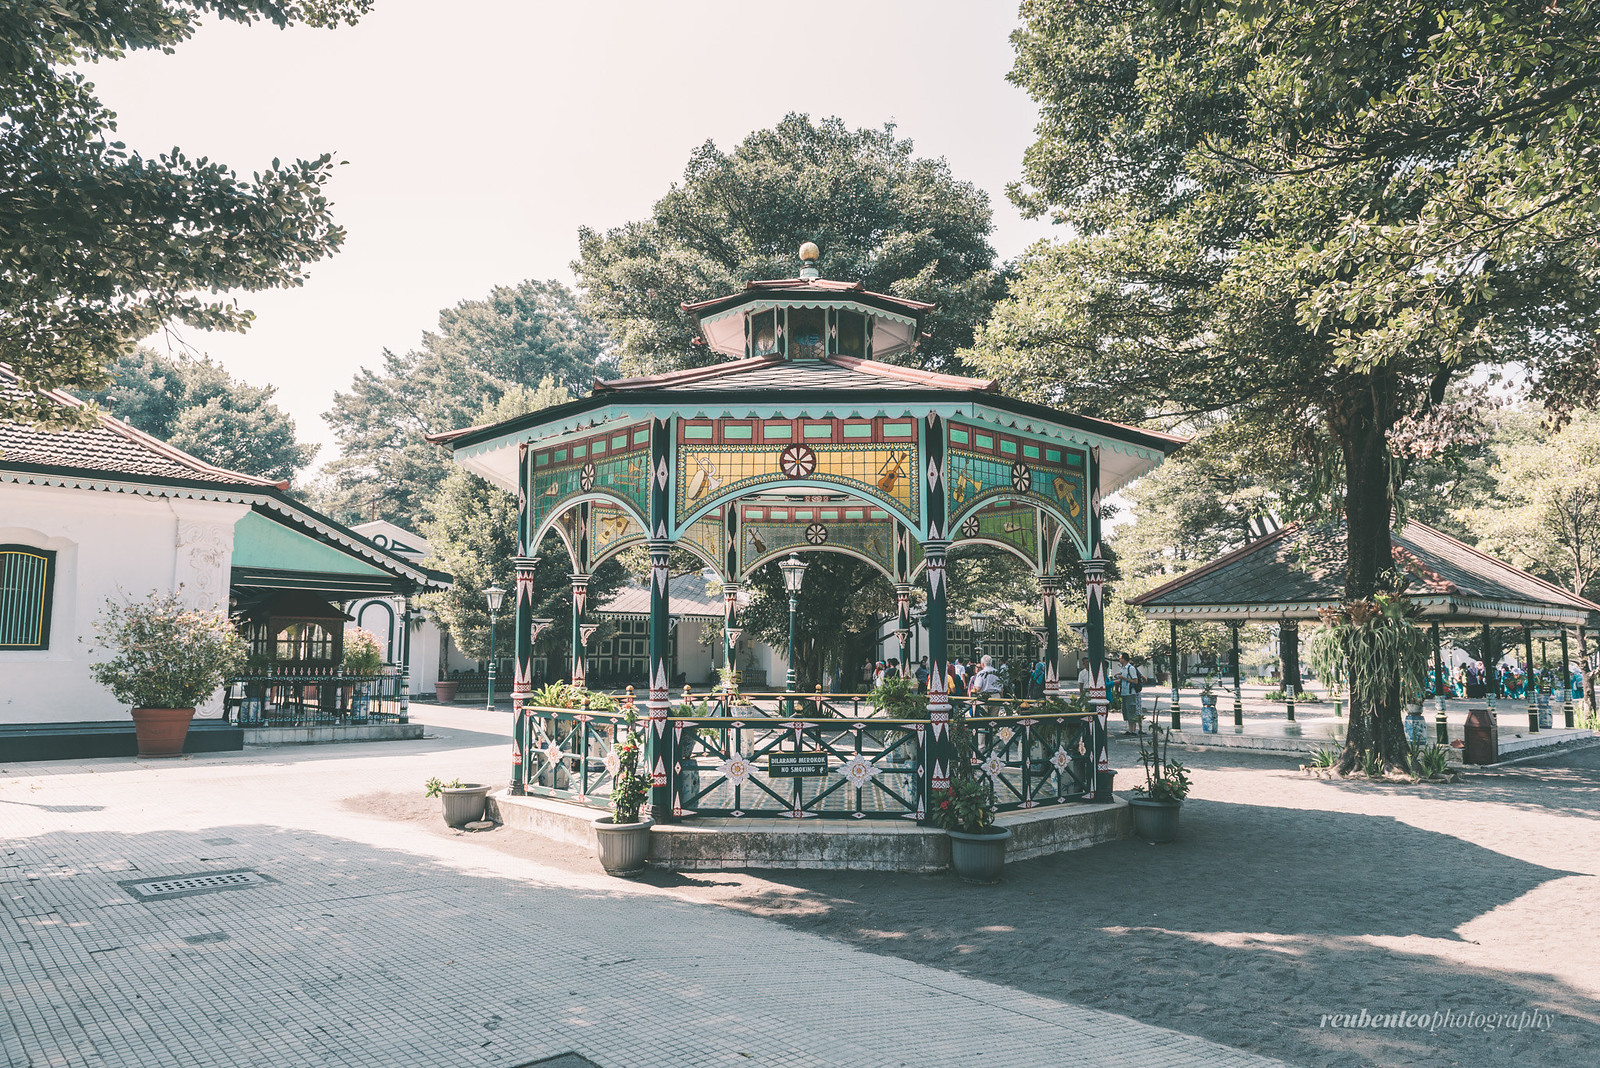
xmin=119 ymin=869 xmax=272 ymax=901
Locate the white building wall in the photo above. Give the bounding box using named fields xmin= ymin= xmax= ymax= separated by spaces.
xmin=1 ymin=483 xmax=245 ymax=726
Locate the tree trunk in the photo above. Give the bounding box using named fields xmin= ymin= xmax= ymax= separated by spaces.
xmin=1335 ymin=388 xmax=1408 ymax=773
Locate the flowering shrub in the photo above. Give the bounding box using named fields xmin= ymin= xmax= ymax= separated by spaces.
xmin=609 ymin=708 xmax=650 ymax=825
xmin=341 ymin=627 xmax=384 ymax=674
xmin=88 ymin=589 xmax=245 ymax=709
xmin=931 ymin=774 xmax=997 ymax=834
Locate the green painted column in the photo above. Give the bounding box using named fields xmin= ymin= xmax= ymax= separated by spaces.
xmin=1169 ymin=619 xmax=1181 ymax=729
xmin=399 ymin=594 xmax=414 ymax=724
xmin=510 ymin=557 xmax=536 ymax=796
xmin=922 ymin=540 xmax=953 ymax=814
xmin=1525 ymin=626 xmax=1539 ymax=733
xmin=644 ymin=416 xmax=676 ymax=820
xmin=1041 ymin=576 xmax=1061 ymax=698
xmin=894 ymin=583 xmax=914 ymax=678
xmin=1231 ymin=623 xmax=1244 ymax=730
xmin=1562 ymin=627 xmax=1575 ymax=728
xmin=1082 ymin=445 xmax=1110 ymax=798
xmin=569 ymin=574 xmax=589 ymax=688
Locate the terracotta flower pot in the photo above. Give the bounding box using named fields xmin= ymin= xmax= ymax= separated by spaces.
xmin=130 ymin=707 xmax=195 ymax=758
xmin=434 ymin=680 xmax=459 ymax=703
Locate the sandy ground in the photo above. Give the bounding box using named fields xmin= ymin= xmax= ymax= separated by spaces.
xmin=349 ymin=736 xmax=1600 ymax=1068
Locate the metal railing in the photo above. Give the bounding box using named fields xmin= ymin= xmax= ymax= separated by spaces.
xmin=515 ymin=692 xmax=1097 ymax=821
xmin=224 ymin=670 xmax=403 ymax=728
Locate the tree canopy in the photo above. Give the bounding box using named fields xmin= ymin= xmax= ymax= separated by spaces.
xmin=974 ymin=0 xmax=1600 ymax=767
xmin=0 ymin=0 xmax=370 ymax=427
xmin=320 ymin=279 xmax=606 ymax=527
xmin=574 ymin=113 xmax=1002 ymax=376
xmin=86 ymin=346 xmax=314 ymax=482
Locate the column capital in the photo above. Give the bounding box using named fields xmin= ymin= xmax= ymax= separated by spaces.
xmin=1039 ymin=574 xmax=1062 ymax=591
xmin=921 ymin=538 xmax=950 ymax=556
xmin=568 ymin=572 xmax=590 ymax=586
xmin=1081 ymin=556 xmax=1107 ymax=579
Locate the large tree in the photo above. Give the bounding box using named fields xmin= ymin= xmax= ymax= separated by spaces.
xmin=1 ymin=0 xmax=369 ymax=427
xmin=86 ymin=346 xmax=314 ymax=482
xmin=321 ymin=280 xmax=606 ymax=527
xmin=574 ymin=113 xmax=1002 ymax=377
xmin=973 ymin=0 xmax=1600 ymax=768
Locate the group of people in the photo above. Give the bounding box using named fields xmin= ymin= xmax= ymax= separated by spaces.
xmin=1445 ymin=660 xmax=1584 ymax=700
xmin=865 ymin=654 xmax=1053 ymax=699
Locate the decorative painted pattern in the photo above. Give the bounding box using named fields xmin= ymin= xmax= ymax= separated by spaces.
xmin=674 ymin=416 xmax=919 ymax=527
xmin=951 ymin=500 xmax=1039 ymax=565
xmin=946 ymin=420 xmax=1088 ymax=550
xmin=737 ymin=499 xmax=915 ymax=579
xmin=526 ymin=421 xmax=652 ymax=540
xmin=587 ymin=501 xmax=645 ymax=563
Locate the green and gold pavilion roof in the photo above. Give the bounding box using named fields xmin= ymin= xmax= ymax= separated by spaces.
xmin=431 ymin=255 xmax=1183 ymax=582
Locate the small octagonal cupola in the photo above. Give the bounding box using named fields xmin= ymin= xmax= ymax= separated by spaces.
xmin=680 ymin=244 xmax=935 ymax=363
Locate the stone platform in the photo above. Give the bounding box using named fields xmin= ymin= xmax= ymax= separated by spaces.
xmin=241 ymin=721 xmax=424 ymax=746
xmin=488 ymin=791 xmax=1131 ymax=872
xmin=1162 ymin=715 xmax=1596 ymax=761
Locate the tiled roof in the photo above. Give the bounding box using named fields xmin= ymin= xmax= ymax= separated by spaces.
xmin=0 ymin=367 xmax=281 ymax=488
xmin=593 ymin=354 xmax=996 ymax=395
xmin=595 ymin=571 xmax=725 ymax=619
xmin=1131 ymin=520 xmax=1600 ymax=622
xmin=680 ymin=277 xmax=935 ymax=316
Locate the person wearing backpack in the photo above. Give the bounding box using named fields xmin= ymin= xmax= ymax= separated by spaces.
xmin=1029 ymin=658 xmax=1047 ymax=699
xmin=972 ymin=655 xmax=1004 ymax=703
xmin=1117 ymin=653 xmax=1144 ymax=734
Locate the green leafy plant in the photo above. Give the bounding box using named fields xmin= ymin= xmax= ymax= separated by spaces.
xmin=931 ymin=774 xmax=998 ymax=834
xmin=1362 ymin=750 xmax=1385 ymax=779
xmin=1308 ymin=745 xmax=1339 ymax=769
xmin=608 ymin=708 xmax=650 ymax=825
xmin=341 ymin=627 xmax=384 ymax=675
xmin=868 ymin=675 xmax=926 ymax=719
xmin=1132 ymin=724 xmax=1191 ymax=802
xmin=87 ymin=589 xmax=246 ymax=709
xmin=1264 ymin=688 xmax=1285 ymax=701
xmin=1299 ymin=691 xmax=1322 ymax=703
xmin=423 ymin=777 xmax=464 ymax=798
xmin=531 ymin=681 xmax=578 ymax=708
xmin=1408 ymin=744 xmax=1451 ymax=780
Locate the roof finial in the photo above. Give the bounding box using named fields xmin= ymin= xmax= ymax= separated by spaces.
xmin=798 ymin=241 xmax=820 ymax=280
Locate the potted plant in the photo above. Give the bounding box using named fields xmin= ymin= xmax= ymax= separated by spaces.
xmin=88 ymin=590 xmax=246 ymax=757
xmin=594 ymin=708 xmax=653 ymax=876
xmin=1129 ymin=723 xmax=1191 ymax=842
xmin=424 ymin=777 xmax=492 ymax=827
xmin=930 ymin=706 xmax=1011 ymax=883
xmin=433 ymin=676 xmax=459 ymax=703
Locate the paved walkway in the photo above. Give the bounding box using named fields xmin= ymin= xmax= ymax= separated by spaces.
xmin=1 ymin=708 xmax=1282 ymax=1068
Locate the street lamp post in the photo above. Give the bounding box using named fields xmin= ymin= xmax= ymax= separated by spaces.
xmin=484 ymin=586 xmax=506 ymax=710
xmin=910 ymin=605 xmax=926 ymax=674
xmin=778 ymin=554 xmax=808 ymax=693
xmin=970 ymin=610 xmax=988 ymax=660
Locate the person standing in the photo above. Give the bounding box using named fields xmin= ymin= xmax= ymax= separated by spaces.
xmin=915 ymin=656 xmax=930 ymax=694
xmin=1029 ymin=658 xmax=1047 ymax=699
xmin=1117 ymin=653 xmax=1143 ymax=734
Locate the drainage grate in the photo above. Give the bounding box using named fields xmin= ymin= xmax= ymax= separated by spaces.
xmin=119 ymin=869 xmax=272 ymax=901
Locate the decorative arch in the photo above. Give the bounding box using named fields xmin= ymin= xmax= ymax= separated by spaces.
xmin=911 ymin=534 xmax=1038 ymax=580
xmin=675 ymin=478 xmax=921 ymax=542
xmin=947 ymin=494 xmax=1086 ymax=563
xmin=530 ymin=492 xmax=647 ymax=570
xmin=743 ymin=543 xmax=898 ymax=584
xmin=355 ymin=600 xmax=397 ymax=661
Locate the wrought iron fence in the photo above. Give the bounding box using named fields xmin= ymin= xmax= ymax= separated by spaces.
xmin=513 ymin=694 xmax=1097 ymax=821
xmin=224 ymin=670 xmax=403 ymax=727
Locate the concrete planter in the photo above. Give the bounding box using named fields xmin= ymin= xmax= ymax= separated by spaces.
xmin=440 ymin=784 xmax=491 ymax=827
xmin=433 ymin=680 xmax=459 ymax=703
xmin=1129 ymin=797 xmax=1183 ymax=843
xmin=947 ymin=826 xmax=1012 ymax=884
xmin=594 ymin=816 xmax=654 ymax=877
xmin=130 ymin=707 xmax=194 ymax=757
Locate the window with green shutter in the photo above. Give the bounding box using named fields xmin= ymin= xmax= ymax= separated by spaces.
xmin=0 ymin=546 xmax=55 ymax=650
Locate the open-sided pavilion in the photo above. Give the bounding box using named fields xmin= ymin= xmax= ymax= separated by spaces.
xmin=1131 ymin=519 xmax=1600 ymax=736
xmin=430 ymin=246 xmax=1183 ymax=839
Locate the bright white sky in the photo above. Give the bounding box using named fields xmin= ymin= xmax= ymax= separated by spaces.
xmin=86 ymin=1 xmax=1057 ymax=465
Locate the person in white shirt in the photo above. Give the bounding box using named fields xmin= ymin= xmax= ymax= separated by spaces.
xmin=971 ymin=654 xmax=1003 ymax=700
xmin=1117 ymin=653 xmax=1144 ymax=733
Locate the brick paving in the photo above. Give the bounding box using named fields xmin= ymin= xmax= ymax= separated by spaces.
xmin=1 ymin=708 xmax=1283 ymax=1068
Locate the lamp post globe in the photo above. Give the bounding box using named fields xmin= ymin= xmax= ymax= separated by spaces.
xmin=778 ymin=554 xmax=808 ymax=692
xmin=970 ymin=610 xmax=988 ymax=658
xmin=484 ymin=586 xmax=506 ymax=710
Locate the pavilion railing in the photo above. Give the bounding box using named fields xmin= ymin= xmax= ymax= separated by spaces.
xmin=224 ymin=670 xmax=403 ymax=728
xmin=515 ymin=696 xmax=1097 ymax=820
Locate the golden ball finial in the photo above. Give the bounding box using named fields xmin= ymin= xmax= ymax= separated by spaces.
xmin=798 ymin=241 xmax=820 ymax=262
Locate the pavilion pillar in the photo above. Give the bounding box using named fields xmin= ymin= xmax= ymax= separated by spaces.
xmin=1169 ymin=619 xmax=1181 ymax=729
xmin=1482 ymin=624 xmax=1498 ymax=714
xmin=399 ymin=594 xmax=414 ymax=724
xmin=1281 ymin=620 xmax=1298 ymax=723
xmin=510 ymin=556 xmax=537 ymax=796
xmin=569 ymin=574 xmax=590 ymax=689
xmin=722 ymin=582 xmax=741 ymax=695
xmin=1230 ymin=622 xmax=1244 ymax=730
xmin=922 ymin=541 xmax=953 ymax=815
xmin=1562 ymin=627 xmax=1576 ymax=728
xmin=1524 ymin=625 xmax=1539 ymax=732
xmin=1431 ymin=620 xmax=1445 ymax=703
xmin=644 ymin=416 xmax=676 ymax=821
xmin=894 ymin=583 xmax=914 ymax=678
xmin=1083 ymin=555 xmax=1111 ymax=797
xmin=1040 ymin=576 xmax=1062 ymax=698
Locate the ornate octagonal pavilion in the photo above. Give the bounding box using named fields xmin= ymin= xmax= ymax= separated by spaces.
xmin=432 ymin=246 xmax=1183 ymax=820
